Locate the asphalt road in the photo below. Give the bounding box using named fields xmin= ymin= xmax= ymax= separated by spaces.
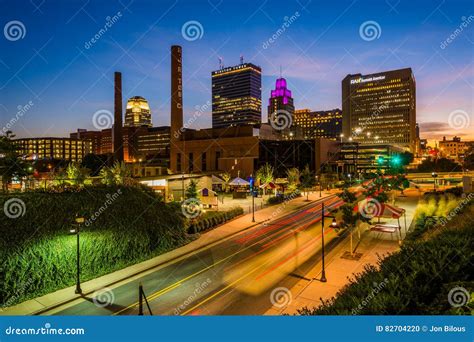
xmin=53 ymin=195 xmax=344 ymax=316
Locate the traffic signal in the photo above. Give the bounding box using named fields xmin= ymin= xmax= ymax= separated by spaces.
xmin=377 ymin=156 xmax=384 ymax=165
xmin=391 ymin=155 xmax=401 ymax=166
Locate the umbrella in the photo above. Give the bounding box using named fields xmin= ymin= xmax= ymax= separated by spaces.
xmin=229 ymin=177 xmax=250 ymax=186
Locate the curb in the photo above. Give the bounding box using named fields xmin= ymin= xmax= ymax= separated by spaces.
xmin=14 ymin=194 xmax=334 ymax=316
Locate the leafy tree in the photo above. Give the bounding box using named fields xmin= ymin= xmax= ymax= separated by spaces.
xmin=185 ymin=179 xmax=199 ymax=199
xmin=300 ymin=165 xmax=315 ymax=201
xmin=66 ymin=162 xmax=89 ymax=185
xmin=111 ymin=161 xmax=130 ymax=185
xmin=100 ymin=167 xmax=115 ymax=186
xmin=0 ymin=135 xmax=29 ymax=192
xmin=417 ymin=158 xmax=462 ymax=172
xmin=256 ymin=163 xmax=274 ymax=185
xmin=221 ymin=172 xmax=231 ymax=192
xmin=286 ymin=167 xmax=300 ymax=193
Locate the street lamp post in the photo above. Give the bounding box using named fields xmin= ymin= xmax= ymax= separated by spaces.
xmin=320 ymin=202 xmax=338 ymax=283
xmin=251 ymin=174 xmax=255 ymax=222
xmin=70 ymin=216 xmax=84 ymax=294
xmin=339 ymin=133 xmax=344 ymax=143
xmin=348 ymin=173 xmax=352 ymax=186
xmin=432 ymin=171 xmax=438 ymax=191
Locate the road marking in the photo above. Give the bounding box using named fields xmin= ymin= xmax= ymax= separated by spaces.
xmin=113 ymin=196 xmax=336 ymax=315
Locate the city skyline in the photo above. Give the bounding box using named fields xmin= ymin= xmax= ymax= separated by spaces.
xmin=1 ymin=0 xmax=473 ymax=142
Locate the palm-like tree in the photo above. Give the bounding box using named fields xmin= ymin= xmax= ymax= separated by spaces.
xmin=256 ymin=163 xmax=274 ymax=195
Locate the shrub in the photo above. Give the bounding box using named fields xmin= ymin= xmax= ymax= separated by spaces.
xmin=189 ymin=207 xmax=243 ymax=233
xmin=0 ymin=186 xmax=187 ymax=307
xmin=298 ymin=203 xmax=474 ymax=315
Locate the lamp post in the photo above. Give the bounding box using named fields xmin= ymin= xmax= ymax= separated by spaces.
xmin=432 ymin=171 xmax=438 ymax=191
xmin=339 ymin=133 xmax=344 ymax=143
xmin=70 ymin=216 xmax=84 ymax=294
xmin=250 ymin=174 xmax=255 ymax=222
xmin=320 ymin=202 xmax=338 ymax=283
xmin=348 ymin=173 xmax=352 ymax=186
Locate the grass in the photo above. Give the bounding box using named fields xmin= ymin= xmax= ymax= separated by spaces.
xmin=0 ymin=185 xmax=188 ymax=307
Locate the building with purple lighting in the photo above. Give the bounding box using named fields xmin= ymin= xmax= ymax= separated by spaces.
xmin=268 ymin=77 xmax=295 ymax=127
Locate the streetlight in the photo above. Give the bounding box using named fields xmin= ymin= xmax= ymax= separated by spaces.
xmin=250 ymin=174 xmax=255 ymax=222
xmin=339 ymin=133 xmax=344 ymax=143
xmin=431 ymin=171 xmax=438 ymax=191
xmin=320 ymin=202 xmax=339 ymax=282
xmin=69 ymin=216 xmax=84 ymax=294
xmin=348 ymin=173 xmax=352 ymax=186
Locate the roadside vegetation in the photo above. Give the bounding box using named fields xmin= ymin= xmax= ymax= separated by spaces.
xmin=0 ymin=185 xmax=188 ymax=307
xmin=298 ymin=193 xmax=474 ymax=315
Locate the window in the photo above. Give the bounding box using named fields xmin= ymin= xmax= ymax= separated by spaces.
xmin=215 ymin=151 xmax=220 ymax=170
xmin=201 ymin=152 xmax=207 ymax=171
xmin=177 ymin=153 xmax=181 ymax=172
xmin=189 ymin=153 xmax=194 ymax=172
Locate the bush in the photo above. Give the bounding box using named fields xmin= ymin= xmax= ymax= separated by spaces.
xmin=189 ymin=207 xmax=244 ymax=234
xmin=0 ymin=185 xmax=187 ymax=307
xmin=298 ymin=203 xmax=474 ymax=315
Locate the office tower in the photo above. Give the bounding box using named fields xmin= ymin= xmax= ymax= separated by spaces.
xmin=124 ymin=96 xmax=152 ymax=127
xmin=341 ymin=68 xmax=416 ymax=151
xmin=293 ymin=109 xmax=342 ymax=140
xmin=212 ymin=62 xmax=262 ymax=128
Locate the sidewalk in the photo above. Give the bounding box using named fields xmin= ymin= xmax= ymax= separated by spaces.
xmin=265 ymin=191 xmax=420 ymax=315
xmin=1 ymin=191 xmax=332 ymax=316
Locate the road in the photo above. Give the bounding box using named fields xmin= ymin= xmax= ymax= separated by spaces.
xmin=52 ymin=195 xmax=344 ymax=316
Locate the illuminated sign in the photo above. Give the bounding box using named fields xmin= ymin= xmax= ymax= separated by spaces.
xmin=350 ymin=75 xmax=386 ymax=85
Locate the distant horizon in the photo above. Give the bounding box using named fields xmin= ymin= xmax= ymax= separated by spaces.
xmin=1 ymin=0 xmax=472 ymax=141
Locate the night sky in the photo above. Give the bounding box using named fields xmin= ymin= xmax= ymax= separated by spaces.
xmin=0 ymin=0 xmax=473 ymax=141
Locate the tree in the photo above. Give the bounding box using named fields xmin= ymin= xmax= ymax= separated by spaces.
xmin=66 ymin=162 xmax=89 ymax=185
xmin=0 ymin=135 xmax=29 ymax=192
xmin=221 ymin=172 xmax=231 ymax=192
xmin=111 ymin=161 xmax=130 ymax=185
xmin=300 ymin=165 xmax=315 ymax=201
xmin=286 ymin=167 xmax=300 ymax=193
xmin=417 ymin=158 xmax=462 ymax=172
xmin=256 ymin=163 xmax=274 ymax=185
xmin=100 ymin=167 xmax=115 ymax=186
xmin=185 ymin=179 xmax=199 ymax=199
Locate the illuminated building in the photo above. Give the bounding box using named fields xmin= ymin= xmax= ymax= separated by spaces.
xmin=14 ymin=138 xmax=91 ymax=162
xmin=268 ymin=77 xmax=294 ymax=126
xmin=124 ymin=96 xmax=152 ymax=127
xmin=211 ymin=62 xmax=262 ymax=128
xmin=293 ymin=109 xmax=342 ymax=140
xmin=342 ymin=68 xmax=416 ymax=151
xmin=71 ymin=126 xmax=170 ymax=163
xmin=439 ymin=136 xmax=472 ymax=164
xmin=331 ymin=142 xmax=406 ymax=174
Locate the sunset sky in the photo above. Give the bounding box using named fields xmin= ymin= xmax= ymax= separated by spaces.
xmin=1 ymin=0 xmax=473 ymax=142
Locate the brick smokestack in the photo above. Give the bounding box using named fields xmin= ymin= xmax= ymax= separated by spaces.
xmin=171 ymin=45 xmax=183 ymax=142
xmin=113 ymin=71 xmax=124 ymax=162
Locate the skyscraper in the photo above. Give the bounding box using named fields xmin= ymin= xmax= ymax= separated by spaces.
xmin=211 ymin=63 xmax=262 ymax=128
xmin=268 ymin=77 xmax=294 ymax=126
xmin=342 ymin=68 xmax=416 ymax=151
xmin=124 ymin=96 xmax=152 ymax=127
xmin=293 ymin=109 xmax=342 ymax=140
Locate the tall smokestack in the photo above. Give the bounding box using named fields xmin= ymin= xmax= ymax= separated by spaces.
xmin=113 ymin=71 xmax=124 ymax=162
xmin=171 ymin=45 xmax=183 ymax=141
